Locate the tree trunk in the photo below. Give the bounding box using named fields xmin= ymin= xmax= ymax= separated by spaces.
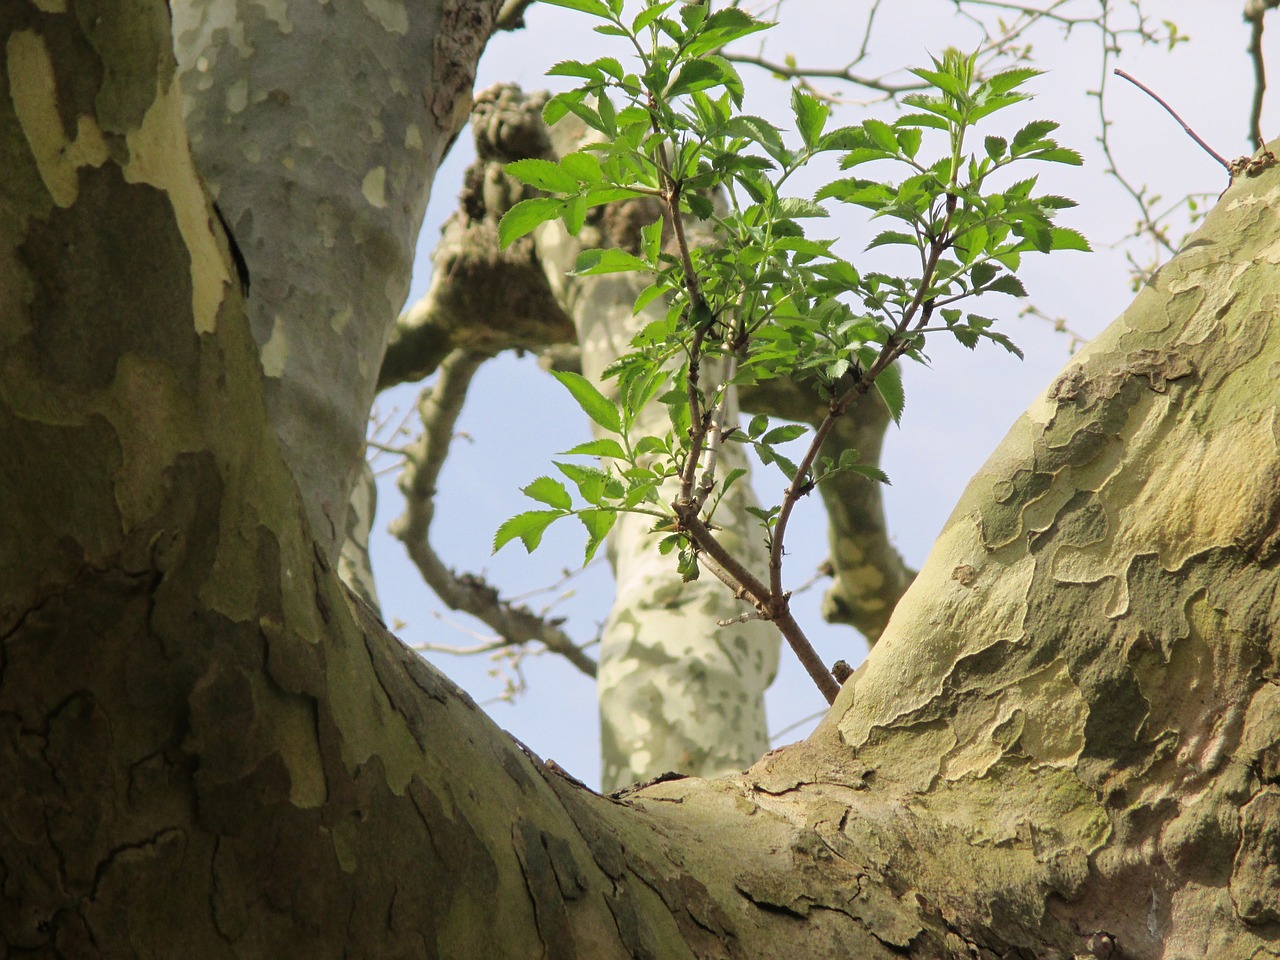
xmin=172 ymin=0 xmax=498 ymax=559
xmin=3 ymin=3 xmax=1277 ymax=958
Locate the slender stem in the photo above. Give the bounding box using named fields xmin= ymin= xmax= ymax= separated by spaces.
xmin=776 ymin=609 xmax=841 ymax=703
xmin=1245 ymin=2 xmax=1279 ymax=148
xmin=676 ymin=509 xmax=838 ymax=704
xmin=392 ymin=350 xmax=598 ymax=678
xmin=694 ymin=353 xmax=738 ymax=509
xmin=1113 ymin=68 xmax=1230 ymax=172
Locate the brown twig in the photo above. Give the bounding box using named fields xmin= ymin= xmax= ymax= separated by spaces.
xmin=1245 ymin=0 xmax=1280 ymax=147
xmin=1113 ymin=68 xmax=1231 ymax=172
xmin=391 ymin=348 xmax=598 ymax=678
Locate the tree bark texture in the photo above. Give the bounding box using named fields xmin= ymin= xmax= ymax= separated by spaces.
xmin=171 ymin=0 xmax=501 ymax=559
xmin=3 ymin=3 xmax=1278 ymax=958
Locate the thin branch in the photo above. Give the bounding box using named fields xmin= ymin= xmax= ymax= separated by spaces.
xmin=1113 ymin=68 xmax=1231 ymax=172
xmin=390 ymin=348 xmax=598 ymax=678
xmin=1245 ymin=0 xmax=1280 ymax=147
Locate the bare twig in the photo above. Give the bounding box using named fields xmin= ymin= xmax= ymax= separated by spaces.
xmin=390 ymin=348 xmax=598 ymax=678
xmin=1113 ymin=68 xmax=1231 ymax=172
xmin=1245 ymin=0 xmax=1280 ymax=146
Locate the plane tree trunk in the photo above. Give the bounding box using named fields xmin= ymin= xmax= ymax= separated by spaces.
xmin=2 ymin=2 xmax=1277 ymax=958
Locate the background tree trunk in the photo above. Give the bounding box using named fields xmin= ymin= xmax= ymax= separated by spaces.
xmin=3 ymin=2 xmax=1278 ymax=958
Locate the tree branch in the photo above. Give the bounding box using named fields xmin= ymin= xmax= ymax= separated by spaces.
xmin=390 ymin=348 xmax=598 ymax=678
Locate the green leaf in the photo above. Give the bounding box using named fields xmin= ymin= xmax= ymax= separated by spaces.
xmin=668 ymin=58 xmax=730 ymax=98
xmin=984 ymin=67 xmax=1042 ymax=95
xmin=862 ymin=118 xmax=898 ymax=153
xmin=523 ymin=476 xmax=573 ymax=510
xmin=493 ymin=509 xmax=565 ymax=554
xmin=909 ymin=66 xmax=968 ymax=99
xmin=1049 ymin=227 xmax=1091 ymax=252
xmin=563 ymin=194 xmax=589 ymax=235
xmin=721 ymin=466 xmax=748 ymax=493
xmin=551 ymin=369 xmax=622 ymax=433
xmin=562 ymin=438 xmax=628 ymax=460
xmin=546 ymin=60 xmax=603 ymax=81
xmin=506 ymin=158 xmax=579 ymax=194
xmin=894 ymin=126 xmax=922 ymax=159
xmin=792 ymin=87 xmax=829 ymax=150
xmin=873 ymin=362 xmax=905 ymax=424
xmin=776 ymin=196 xmax=828 ymax=218
xmin=866 ymin=230 xmax=918 ymax=250
xmin=632 ymin=0 xmax=677 ymax=32
xmin=1011 ymin=120 xmax=1060 ymax=155
xmin=677 ymin=546 xmax=699 ymax=582
xmin=579 ymin=509 xmax=618 ymax=563
xmin=498 ymin=197 xmax=563 ymax=247
xmin=846 ymin=463 xmax=890 ymax=484
xmin=560 ymin=150 xmax=605 ymax=184
xmin=572 ymin=247 xmax=652 ymax=275
xmin=555 ymin=461 xmax=622 ymax=505
xmin=983 ymin=273 xmax=1028 ymax=297
xmin=761 ymin=423 xmax=807 ymax=444
xmin=633 ymin=281 xmax=667 ymax=315
xmin=538 ymin=0 xmax=612 ymax=17
xmin=984 ymin=135 xmax=1008 ymax=162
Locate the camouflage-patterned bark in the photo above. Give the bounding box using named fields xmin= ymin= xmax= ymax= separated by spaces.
xmin=537 ymin=219 xmax=781 ymax=791
xmin=172 ymin=0 xmax=501 ymax=558
xmin=5 ymin=3 xmax=1280 ymax=956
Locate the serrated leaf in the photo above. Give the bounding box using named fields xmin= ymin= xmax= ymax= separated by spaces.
xmin=668 ymin=58 xmax=729 ymax=98
xmin=632 ymin=0 xmax=676 ymax=32
xmin=984 ymin=273 xmax=1028 ymax=297
xmin=523 ymin=476 xmax=573 ymax=510
xmin=760 ymin=423 xmax=807 ymax=444
xmin=1049 ymin=227 xmax=1091 ymax=251
xmin=677 ymin=547 xmax=700 ymax=582
xmin=846 ymin=463 xmax=890 ymax=484
xmin=555 ymin=461 xmax=622 ymax=505
xmin=863 ymin=118 xmax=898 ymax=153
xmin=506 ymin=158 xmax=579 ymax=194
xmin=562 ymin=438 xmax=628 ymax=460
xmin=984 ymin=66 xmax=1042 ymax=95
xmin=498 ymin=197 xmax=563 ymax=248
xmin=550 ymin=369 xmax=621 ymax=433
xmin=866 ymin=230 xmax=918 ymax=250
xmin=1025 ymin=146 xmax=1083 ymax=166
xmin=873 ymin=361 xmax=905 ymax=424
xmin=572 ymin=247 xmax=652 ymax=276
xmin=539 ymin=0 xmax=612 ymax=17
xmin=894 ymin=126 xmax=922 ymax=160
xmin=546 ymin=60 xmax=602 ymax=81
xmin=493 ymin=509 xmax=565 ymax=554
xmin=776 ymin=196 xmax=828 ymax=218
xmin=1011 ymin=119 xmax=1060 ymax=155
xmin=983 ymin=329 xmax=1025 ymax=359
xmin=579 ymin=509 xmax=618 ymax=563
xmin=633 ymin=281 xmax=667 ymax=315
xmin=792 ymin=87 xmax=829 ymax=149
xmin=560 ymin=150 xmax=605 ymax=184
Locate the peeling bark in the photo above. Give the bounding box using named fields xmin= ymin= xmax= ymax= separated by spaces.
xmin=171 ymin=0 xmax=502 ymax=558
xmin=3 ymin=3 xmax=1279 ymax=958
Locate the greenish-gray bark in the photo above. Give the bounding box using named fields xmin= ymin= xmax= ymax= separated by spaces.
xmin=2 ymin=2 xmax=1277 ymax=958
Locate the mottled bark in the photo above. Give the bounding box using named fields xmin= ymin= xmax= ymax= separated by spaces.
xmin=4 ymin=5 xmax=1279 ymax=960
xmin=171 ymin=0 xmax=501 ymax=558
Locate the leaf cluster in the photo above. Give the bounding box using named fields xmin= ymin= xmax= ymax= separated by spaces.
xmin=494 ymin=5 xmax=1087 ymax=679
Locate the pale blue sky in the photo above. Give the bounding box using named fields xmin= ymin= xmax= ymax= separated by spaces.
xmin=371 ymin=2 xmax=1267 ymax=788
